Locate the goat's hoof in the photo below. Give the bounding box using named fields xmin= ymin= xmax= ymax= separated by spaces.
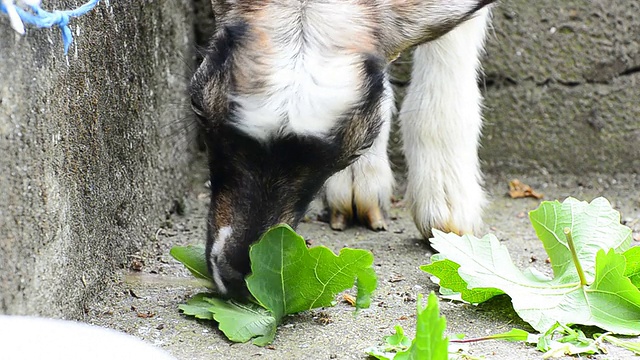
xmin=330 ymin=211 xmax=348 ymax=231
xmin=364 ymin=207 xmax=387 ymax=231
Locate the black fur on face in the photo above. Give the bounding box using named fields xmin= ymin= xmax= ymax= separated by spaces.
xmin=190 ymin=21 xmax=387 ymax=297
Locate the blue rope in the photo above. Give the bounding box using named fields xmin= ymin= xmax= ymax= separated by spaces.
xmin=1 ymin=0 xmax=100 ymax=54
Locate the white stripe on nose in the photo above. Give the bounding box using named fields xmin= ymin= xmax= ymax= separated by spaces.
xmin=210 ymin=262 xmax=228 ymax=295
xmin=212 ymin=226 xmax=233 ymax=256
xmin=209 ymin=226 xmax=233 ymax=294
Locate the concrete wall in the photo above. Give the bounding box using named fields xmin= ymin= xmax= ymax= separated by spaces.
xmin=481 ymin=0 xmax=640 ymax=174
xmin=390 ymin=1 xmax=639 ymax=175
xmin=0 ymin=1 xmax=196 ymax=318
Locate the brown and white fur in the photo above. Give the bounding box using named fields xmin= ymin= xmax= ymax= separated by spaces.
xmin=191 ymin=0 xmax=494 ymax=296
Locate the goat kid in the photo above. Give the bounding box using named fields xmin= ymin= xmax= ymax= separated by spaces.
xmin=190 ymin=0 xmax=494 ymax=296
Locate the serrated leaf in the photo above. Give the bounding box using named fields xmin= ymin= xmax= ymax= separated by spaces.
xmin=173 ymin=225 xmax=377 ymax=346
xmin=426 ymin=231 xmax=640 ymax=335
xmin=623 ymin=246 xmax=640 ymax=288
xmin=170 ymin=245 xmax=213 ymax=283
xmin=529 ymin=197 xmax=632 ymax=283
xmin=395 ymin=293 xmax=449 ymax=360
xmin=246 ymin=224 xmax=376 ymax=322
xmin=425 ymin=198 xmax=640 ymax=335
xmin=205 ymin=297 xmax=277 ymax=346
xmin=178 ymin=293 xmax=214 ymax=320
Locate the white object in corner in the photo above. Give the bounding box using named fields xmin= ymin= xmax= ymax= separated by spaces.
xmin=0 ymin=315 xmax=177 ymax=360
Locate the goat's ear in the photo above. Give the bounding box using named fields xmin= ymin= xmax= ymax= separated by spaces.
xmin=191 ymin=20 xmax=245 ymax=127
xmin=379 ymin=0 xmax=494 ymax=59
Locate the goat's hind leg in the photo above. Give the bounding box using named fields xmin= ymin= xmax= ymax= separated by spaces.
xmin=399 ymin=9 xmax=491 ymax=239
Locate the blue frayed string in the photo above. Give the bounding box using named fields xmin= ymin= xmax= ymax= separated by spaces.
xmin=1 ymin=0 xmax=100 ymax=54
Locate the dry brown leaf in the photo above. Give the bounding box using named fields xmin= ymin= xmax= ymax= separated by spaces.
xmin=342 ymin=293 xmax=356 ymax=306
xmin=136 ymin=310 xmax=155 ymax=318
xmin=508 ymin=179 xmax=544 ymax=199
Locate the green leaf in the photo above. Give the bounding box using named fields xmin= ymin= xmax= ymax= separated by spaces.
xmin=542 ymin=341 xmax=599 ymax=359
xmin=537 ymin=323 xmax=603 ymax=358
xmin=246 ymin=224 xmax=376 ymax=322
xmin=365 ymin=325 xmax=411 ymax=360
xmin=424 ymin=197 xmax=640 ymax=335
xmin=420 ymin=256 xmax=503 ymax=303
xmin=395 ymin=293 xmax=449 ymax=360
xmin=368 ymin=293 xmax=536 ymax=359
xmin=205 ymin=297 xmax=277 ymax=346
xmin=428 ymin=230 xmax=640 ymax=334
xmin=623 ymin=246 xmax=640 ymax=288
xmin=170 ymin=245 xmax=213 ymax=283
xmin=449 ymin=328 xmax=539 ymax=346
xmin=356 ymin=267 xmax=378 ymax=310
xmin=598 ymin=333 xmax=640 ymax=355
xmin=586 ymin=249 xmax=640 ymax=333
xmin=386 ymin=325 xmax=412 ymax=349
xmin=481 ymin=328 xmax=533 ymax=342
xmin=529 ymin=197 xmax=632 ymax=283
xmin=178 ymin=293 xmax=214 ymax=320
xmin=175 ymin=225 xmax=378 ymax=346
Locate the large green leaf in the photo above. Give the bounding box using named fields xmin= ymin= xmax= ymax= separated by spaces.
xmin=529 ymin=197 xmax=632 ymax=283
xmin=246 ymin=224 xmax=376 ymax=321
xmin=426 ymin=199 xmax=640 ymax=334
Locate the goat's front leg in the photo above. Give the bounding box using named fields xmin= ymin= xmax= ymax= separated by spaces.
xmin=399 ymin=8 xmax=491 ymax=239
xmin=323 ymin=80 xmax=395 ymax=231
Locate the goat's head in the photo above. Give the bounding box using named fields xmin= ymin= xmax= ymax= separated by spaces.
xmin=190 ymin=0 xmax=494 ymax=296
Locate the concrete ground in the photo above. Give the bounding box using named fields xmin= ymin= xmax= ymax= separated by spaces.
xmin=85 ymin=162 xmax=640 ymax=360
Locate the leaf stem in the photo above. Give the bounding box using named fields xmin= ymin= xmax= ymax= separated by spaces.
xmin=564 ymin=227 xmax=587 ymax=286
xmin=597 ymin=333 xmax=640 ymax=355
xmin=450 ymin=337 xmax=489 ymax=344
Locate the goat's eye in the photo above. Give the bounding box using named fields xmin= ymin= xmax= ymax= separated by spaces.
xmin=191 ymin=99 xmax=206 ymax=118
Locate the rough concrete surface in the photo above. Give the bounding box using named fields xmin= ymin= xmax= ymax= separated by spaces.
xmin=0 ymin=1 xmax=196 ymax=317
xmin=86 ymin=163 xmax=640 ymax=359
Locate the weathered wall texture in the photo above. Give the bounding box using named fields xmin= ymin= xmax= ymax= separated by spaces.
xmin=480 ymin=0 xmax=640 ymax=174
xmin=389 ymin=1 xmax=639 ymax=175
xmin=0 ymin=1 xmax=196 ymax=318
